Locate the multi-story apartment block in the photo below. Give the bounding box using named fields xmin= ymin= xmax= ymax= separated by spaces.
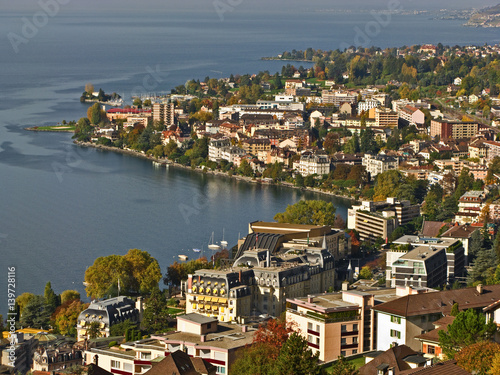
xmin=430 ymin=119 xmax=478 ymax=140
xmin=208 ymin=139 xmax=231 ymax=162
xmin=298 ymin=152 xmax=330 ymax=176
xmin=286 ymin=288 xmax=398 ymax=362
xmin=455 ymin=190 xmax=486 ymax=224
xmin=390 ymin=235 xmax=465 ymax=288
xmin=184 ymin=247 xmax=336 ymax=321
xmin=398 ymin=106 xmax=425 ymax=128
xmin=322 ymin=91 xmax=358 ymax=106
xmin=240 ymin=138 xmax=271 ymax=155
xmin=484 ymin=140 xmax=500 ymax=162
xmin=347 ymin=198 xmax=420 ymax=242
xmin=76 ymin=297 xmax=140 ymax=341
xmin=374 ymin=284 xmax=500 ymax=351
xmin=469 ymin=138 xmax=488 ymax=159
xmin=357 ymin=99 xmax=380 ymax=115
xmin=220 ymin=146 xmax=246 ymax=164
xmin=375 ymin=107 xmax=398 ymax=127
xmin=362 ymin=153 xmax=399 ymax=178
xmin=152 ymin=102 xmax=175 ymax=127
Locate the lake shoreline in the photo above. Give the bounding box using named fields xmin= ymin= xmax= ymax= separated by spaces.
xmin=74 ymin=141 xmax=357 ymax=204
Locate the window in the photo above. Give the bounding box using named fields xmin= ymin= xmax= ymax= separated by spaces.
xmin=308 ymin=322 xmax=313 ymax=330
xmin=341 ymin=351 xmax=346 ymax=356
xmin=390 ymin=315 xmax=401 ymax=324
xmin=207 ymin=323 xmax=211 ymax=329
xmin=427 ymin=345 xmax=435 ymax=355
xmin=353 ymin=337 xmax=358 ymax=344
xmin=341 ymin=338 xmax=347 ymax=345
xmin=353 ymin=324 xmax=358 ymax=331
xmin=352 ymin=349 xmax=358 ymax=354
xmin=111 ymin=360 xmax=120 ymax=369
xmin=316 ymin=337 xmax=320 ymax=345
xmin=390 ymin=329 xmax=401 ymax=339
xmin=308 ymin=335 xmax=313 ymax=343
xmin=217 ymin=366 xmax=226 ymax=374
xmin=316 ymin=324 xmax=320 ymax=332
xmin=341 ymin=324 xmax=347 ymax=333
xmin=140 ymin=352 xmax=151 ymax=360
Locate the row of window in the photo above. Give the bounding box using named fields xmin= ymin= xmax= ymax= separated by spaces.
xmin=341 ymin=324 xmax=359 ymax=332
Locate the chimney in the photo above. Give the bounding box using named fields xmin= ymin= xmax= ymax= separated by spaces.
xmin=477 ymin=284 xmax=483 ymax=294
xmin=342 ymin=281 xmax=349 ymax=291
xmin=241 ymin=325 xmax=247 ymax=333
xmin=200 ymin=335 xmax=207 ymax=343
xmin=307 ymin=295 xmax=314 ymax=303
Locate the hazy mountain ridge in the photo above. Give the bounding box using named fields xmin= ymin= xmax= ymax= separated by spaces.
xmin=466 ymin=3 xmax=500 ymax=27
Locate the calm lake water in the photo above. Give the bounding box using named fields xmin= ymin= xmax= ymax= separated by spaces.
xmin=1 ymin=3 xmax=499 ymax=311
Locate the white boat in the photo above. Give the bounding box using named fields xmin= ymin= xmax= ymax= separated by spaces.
xmin=220 ymin=228 xmax=228 ymax=249
xmin=208 ymin=232 xmax=221 ymax=250
xmin=193 ymin=248 xmax=201 ymax=253
xmin=178 ymin=254 xmax=188 ymax=261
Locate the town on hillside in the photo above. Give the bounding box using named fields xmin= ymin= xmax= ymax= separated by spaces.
xmin=4 ymin=43 xmax=500 ymax=374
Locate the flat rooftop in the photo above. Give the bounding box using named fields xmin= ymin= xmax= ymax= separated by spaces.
xmin=152 ymin=323 xmax=255 ymax=350
xmin=288 ymin=288 xmax=398 ymax=312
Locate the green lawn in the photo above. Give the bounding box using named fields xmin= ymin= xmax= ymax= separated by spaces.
xmin=324 ymin=356 xmax=366 ymax=373
xmin=32 ymin=125 xmax=76 ymax=132
xmin=167 ymin=307 xmax=184 ymax=315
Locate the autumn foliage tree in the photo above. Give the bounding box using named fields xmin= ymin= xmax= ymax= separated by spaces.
xmin=274 ymin=200 xmax=336 ymax=226
xmin=252 ymin=317 xmax=295 ymax=359
xmin=164 ymin=257 xmax=210 ymax=286
xmin=52 ymin=300 xmax=89 ymax=336
xmin=84 ymin=249 xmax=162 ymax=298
xmin=455 ymin=341 xmax=500 ymax=375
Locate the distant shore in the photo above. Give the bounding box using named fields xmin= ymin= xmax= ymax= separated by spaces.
xmin=74 ymin=141 xmax=356 ymax=204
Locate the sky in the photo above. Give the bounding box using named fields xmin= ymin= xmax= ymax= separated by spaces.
xmin=2 ymin=0 xmax=499 ymax=13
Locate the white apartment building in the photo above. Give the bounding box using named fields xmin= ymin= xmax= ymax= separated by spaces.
xmin=298 ymin=153 xmax=330 ymax=176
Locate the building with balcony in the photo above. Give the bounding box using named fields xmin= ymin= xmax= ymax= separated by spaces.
xmin=362 ymin=153 xmax=398 ymax=178
xmin=374 ymin=284 xmax=500 ymax=351
xmin=375 ymin=108 xmax=398 ymax=128
xmin=298 ymin=152 xmax=331 ymax=176
xmin=152 ymin=103 xmax=175 ymax=127
xmin=430 ymin=119 xmax=478 ymax=140
xmin=208 ymin=139 xmax=231 ymax=162
xmin=76 ymin=297 xmax=140 ymax=341
xmin=347 ymin=198 xmax=420 ymax=242
xmin=184 ymin=247 xmax=336 ymax=322
xmin=286 ymin=289 xmax=398 ymax=362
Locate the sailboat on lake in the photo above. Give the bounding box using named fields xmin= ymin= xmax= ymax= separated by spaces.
xmin=208 ymin=231 xmax=221 ymax=250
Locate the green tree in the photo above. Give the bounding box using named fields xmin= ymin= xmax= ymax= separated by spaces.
xmin=73 ymin=117 xmax=93 ymax=142
xmin=19 ymin=295 xmax=52 ymax=329
xmin=274 ymin=200 xmax=336 ymax=226
xmin=44 ymin=281 xmax=59 ymax=310
xmin=438 ymin=309 xmax=497 ymax=359
xmin=142 ymin=288 xmax=172 ymax=334
xmin=110 ymin=319 xmax=139 ymax=337
xmin=230 ymin=343 xmax=278 ymax=375
xmin=123 ymin=249 xmax=163 ymax=294
xmin=16 ymin=292 xmax=35 ymax=316
xmin=274 ymin=333 xmax=324 ymax=375
xmin=87 ymin=321 xmax=102 ymax=339
xmin=358 ymin=266 xmax=373 ymax=280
